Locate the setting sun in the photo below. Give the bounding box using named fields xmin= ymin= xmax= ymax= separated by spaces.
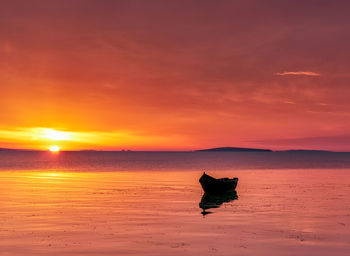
xmin=49 ymin=146 xmax=60 ymax=152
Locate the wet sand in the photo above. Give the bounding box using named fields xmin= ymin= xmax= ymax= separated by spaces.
xmin=1 ymin=169 xmax=350 ymax=255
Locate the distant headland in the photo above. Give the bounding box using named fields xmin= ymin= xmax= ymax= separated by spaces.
xmin=196 ymin=147 xmax=273 ymax=152
xmin=195 ymin=147 xmax=344 ymax=153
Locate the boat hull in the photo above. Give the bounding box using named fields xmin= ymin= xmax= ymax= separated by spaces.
xmin=199 ymin=172 xmax=238 ymax=194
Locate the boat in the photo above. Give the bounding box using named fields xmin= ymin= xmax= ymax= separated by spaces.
xmin=199 ymin=172 xmax=238 ymax=194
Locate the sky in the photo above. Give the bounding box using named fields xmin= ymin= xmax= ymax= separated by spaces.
xmin=1 ymin=0 xmax=350 ymax=151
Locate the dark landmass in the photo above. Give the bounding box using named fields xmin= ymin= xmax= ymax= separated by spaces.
xmin=280 ymin=149 xmax=333 ymax=153
xmin=0 ymin=148 xmax=41 ymax=151
xmin=196 ymin=147 xmax=343 ymax=153
xmin=0 ymin=148 xmax=21 ymax=151
xmin=196 ymin=147 xmax=273 ymax=152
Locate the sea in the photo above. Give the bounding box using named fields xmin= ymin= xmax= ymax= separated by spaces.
xmin=1 ymin=151 xmax=350 ymax=255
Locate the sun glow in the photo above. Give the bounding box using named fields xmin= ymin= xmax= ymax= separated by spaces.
xmin=41 ymin=129 xmax=71 ymax=141
xmin=49 ymin=146 xmax=60 ymax=152
xmin=0 ymin=127 xmax=181 ymax=151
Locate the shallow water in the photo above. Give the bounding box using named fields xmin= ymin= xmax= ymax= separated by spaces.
xmin=1 ymin=169 xmax=350 ymax=255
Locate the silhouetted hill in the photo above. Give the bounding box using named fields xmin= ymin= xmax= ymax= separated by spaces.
xmin=196 ymin=147 xmax=273 ymax=152
xmin=0 ymin=148 xmax=15 ymax=151
xmin=0 ymin=148 xmax=38 ymax=152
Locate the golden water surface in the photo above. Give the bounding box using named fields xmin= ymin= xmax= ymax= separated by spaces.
xmin=1 ymin=169 xmax=350 ymax=255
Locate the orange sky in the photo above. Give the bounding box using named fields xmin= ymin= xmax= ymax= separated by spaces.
xmin=1 ymin=1 xmax=350 ymax=151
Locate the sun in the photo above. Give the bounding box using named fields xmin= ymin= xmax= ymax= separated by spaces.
xmin=49 ymin=146 xmax=60 ymax=152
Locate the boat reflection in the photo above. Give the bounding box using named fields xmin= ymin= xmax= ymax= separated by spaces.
xmin=199 ymin=191 xmax=238 ymax=216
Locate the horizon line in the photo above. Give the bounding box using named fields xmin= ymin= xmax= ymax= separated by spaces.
xmin=1 ymin=147 xmax=350 ymax=153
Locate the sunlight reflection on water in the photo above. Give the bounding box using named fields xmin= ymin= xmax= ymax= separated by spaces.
xmin=0 ymin=169 xmax=350 ymax=255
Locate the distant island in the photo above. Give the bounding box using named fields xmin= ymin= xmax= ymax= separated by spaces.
xmin=196 ymin=147 xmax=342 ymax=153
xmin=0 ymin=147 xmax=36 ymax=151
xmin=0 ymin=148 xmax=25 ymax=151
xmin=279 ymin=149 xmax=333 ymax=153
xmin=196 ymin=147 xmax=273 ymax=152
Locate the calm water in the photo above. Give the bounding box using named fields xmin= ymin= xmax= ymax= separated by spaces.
xmin=0 ymin=151 xmax=350 ymax=255
xmin=1 ymin=151 xmax=350 ymax=171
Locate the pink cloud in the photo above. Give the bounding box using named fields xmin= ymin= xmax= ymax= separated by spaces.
xmin=275 ymin=71 xmax=321 ymax=76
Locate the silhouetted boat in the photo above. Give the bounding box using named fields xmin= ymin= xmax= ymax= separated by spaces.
xmin=199 ymin=172 xmax=238 ymax=194
xmin=199 ymin=190 xmax=238 ymax=215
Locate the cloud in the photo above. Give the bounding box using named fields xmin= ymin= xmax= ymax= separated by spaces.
xmin=283 ymin=100 xmax=296 ymax=104
xmin=275 ymin=71 xmax=321 ymax=76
